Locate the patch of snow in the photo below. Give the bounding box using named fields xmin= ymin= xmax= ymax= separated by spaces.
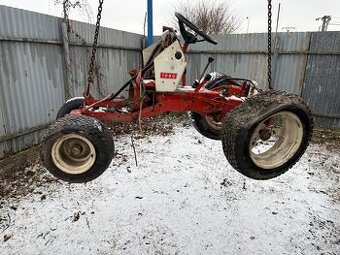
xmin=93 ymin=120 xmax=102 ymax=132
xmin=66 ymin=97 xmax=84 ymax=103
xmin=1 ymin=125 xmax=339 ymax=254
xmin=226 ymin=95 xmax=245 ymax=102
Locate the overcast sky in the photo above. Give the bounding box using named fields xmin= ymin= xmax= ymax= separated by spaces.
xmin=0 ymin=0 xmax=339 ymax=34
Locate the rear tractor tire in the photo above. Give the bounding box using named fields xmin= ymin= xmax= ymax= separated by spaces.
xmin=56 ymin=97 xmax=84 ymax=119
xmin=41 ymin=115 xmax=114 ymax=183
xmin=190 ymin=73 xmax=236 ymax=140
xmin=222 ymin=90 xmax=313 ymax=180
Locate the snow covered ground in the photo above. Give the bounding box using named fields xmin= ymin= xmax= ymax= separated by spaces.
xmin=1 ymin=124 xmax=339 ymax=254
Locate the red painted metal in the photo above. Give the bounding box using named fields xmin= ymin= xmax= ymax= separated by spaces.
xmin=71 ymin=40 xmax=248 ymax=124
xmin=194 ymin=78 xmax=209 ymax=92
xmin=76 ymin=88 xmax=243 ymax=123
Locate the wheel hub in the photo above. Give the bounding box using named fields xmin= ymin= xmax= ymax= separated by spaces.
xmin=259 ymin=128 xmax=271 ymax=141
xmin=71 ymin=146 xmax=82 ymax=157
xmin=51 ymin=134 xmax=96 ymax=175
xmin=205 ymin=115 xmax=222 ymax=131
xmin=249 ymin=111 xmax=303 ymax=169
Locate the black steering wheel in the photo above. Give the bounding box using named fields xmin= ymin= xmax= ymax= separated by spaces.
xmin=175 ymin=12 xmax=217 ymax=45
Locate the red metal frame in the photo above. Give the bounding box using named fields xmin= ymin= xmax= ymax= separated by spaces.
xmin=71 ymin=41 xmax=248 ymax=123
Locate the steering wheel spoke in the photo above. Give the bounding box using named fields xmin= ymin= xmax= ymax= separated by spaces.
xmin=175 ymin=12 xmax=217 ymax=45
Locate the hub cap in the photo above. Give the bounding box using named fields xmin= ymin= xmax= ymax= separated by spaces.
xmin=205 ymin=116 xmax=222 ymax=131
xmin=51 ymin=134 xmax=96 ymax=174
xmin=249 ymin=111 xmax=303 ymax=169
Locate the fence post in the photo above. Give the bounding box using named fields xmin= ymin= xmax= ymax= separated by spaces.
xmin=61 ymin=21 xmax=73 ymax=100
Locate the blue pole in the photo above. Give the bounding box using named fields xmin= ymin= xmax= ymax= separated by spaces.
xmin=147 ymin=0 xmax=153 ymax=46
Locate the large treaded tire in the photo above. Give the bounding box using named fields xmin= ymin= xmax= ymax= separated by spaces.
xmin=222 ymin=90 xmax=313 ymax=180
xmin=41 ymin=115 xmax=114 ymax=183
xmin=56 ymin=97 xmax=84 ymax=119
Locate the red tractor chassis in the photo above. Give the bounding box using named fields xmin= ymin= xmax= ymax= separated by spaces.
xmin=71 ymin=42 xmax=248 ymax=123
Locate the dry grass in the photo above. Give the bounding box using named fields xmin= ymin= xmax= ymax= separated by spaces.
xmin=311 ymin=126 xmax=340 ymax=152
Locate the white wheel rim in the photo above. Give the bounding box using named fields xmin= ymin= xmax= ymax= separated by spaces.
xmin=205 ymin=116 xmax=222 ymax=131
xmin=249 ymin=111 xmax=303 ymax=169
xmin=51 ymin=134 xmax=96 ymax=175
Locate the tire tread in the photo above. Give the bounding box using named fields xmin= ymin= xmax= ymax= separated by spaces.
xmin=222 ymin=90 xmax=313 ymax=179
xmin=41 ymin=115 xmax=114 ymax=183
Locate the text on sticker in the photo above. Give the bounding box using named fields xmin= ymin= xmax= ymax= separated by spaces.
xmin=160 ymin=72 xmax=177 ymax=79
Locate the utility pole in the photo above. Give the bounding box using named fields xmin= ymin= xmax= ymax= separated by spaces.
xmin=315 ymin=15 xmax=331 ymax=31
xmin=147 ymin=0 xmax=153 ymax=46
xmin=246 ymin=17 xmax=250 ymax=33
xmin=275 ymin=3 xmax=281 ymax=33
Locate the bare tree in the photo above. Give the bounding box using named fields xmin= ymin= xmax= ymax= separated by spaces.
xmin=54 ymin=0 xmax=93 ymax=23
xmin=173 ymin=0 xmax=240 ymax=34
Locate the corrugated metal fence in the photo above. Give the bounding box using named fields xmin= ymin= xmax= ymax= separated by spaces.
xmin=301 ymin=32 xmax=340 ymax=128
xmin=0 ymin=6 xmax=143 ymax=159
xmin=188 ymin=32 xmax=310 ymax=95
xmin=0 ymin=6 xmax=339 ymax=159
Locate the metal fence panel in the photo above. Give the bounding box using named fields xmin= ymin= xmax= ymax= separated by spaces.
xmin=0 ymin=5 xmax=61 ymax=42
xmin=272 ymin=32 xmax=311 ymax=94
xmin=187 ymin=52 xmax=268 ymax=88
xmin=273 ymin=54 xmax=307 ymax=94
xmin=187 ymin=32 xmax=310 ymax=94
xmin=190 ymin=33 xmax=267 ymax=52
xmin=0 ymin=5 xmax=65 ymax=147
xmin=0 ymin=41 xmax=65 ymax=158
xmin=68 ymin=46 xmax=142 ymax=99
xmin=66 ymin=20 xmax=143 ymax=99
xmin=302 ymin=32 xmax=340 ymax=127
xmin=0 ymin=6 xmax=65 ymax=159
xmin=70 ymin=20 xmax=143 ymax=49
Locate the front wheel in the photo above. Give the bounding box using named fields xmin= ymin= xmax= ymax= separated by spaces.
xmin=56 ymin=97 xmax=84 ymax=119
xmin=222 ymin=90 xmax=313 ymax=180
xmin=41 ymin=115 xmax=114 ymax=183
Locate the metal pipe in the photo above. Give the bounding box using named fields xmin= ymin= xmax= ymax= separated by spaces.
xmin=275 ymin=3 xmax=281 ymax=33
xmin=147 ymin=0 xmax=153 ymax=46
xmin=199 ymin=56 xmax=214 ymax=82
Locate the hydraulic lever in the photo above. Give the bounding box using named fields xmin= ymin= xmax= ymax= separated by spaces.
xmin=192 ymin=56 xmax=214 ymax=88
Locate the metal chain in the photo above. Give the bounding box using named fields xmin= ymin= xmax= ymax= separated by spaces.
xmin=87 ymin=0 xmax=104 ymax=94
xmin=267 ymin=0 xmax=273 ymax=89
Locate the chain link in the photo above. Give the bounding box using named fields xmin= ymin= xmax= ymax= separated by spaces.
xmin=87 ymin=0 xmax=104 ymax=93
xmin=267 ymin=0 xmax=272 ymax=89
